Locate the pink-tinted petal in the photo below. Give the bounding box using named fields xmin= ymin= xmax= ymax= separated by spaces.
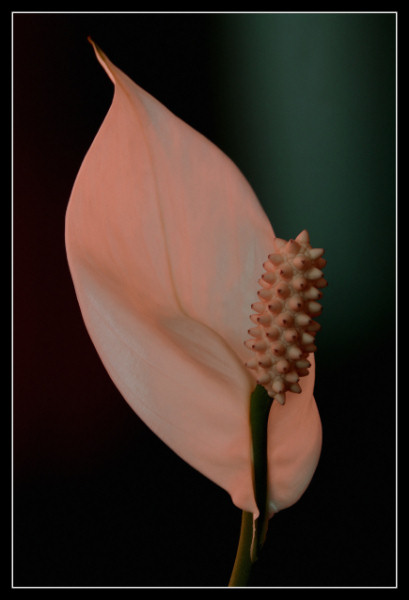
xmin=89 ymin=42 xmax=275 ymax=364
xmin=267 ymin=361 xmax=322 ymax=514
xmin=66 ymin=42 xmax=322 ymax=516
xmin=71 ymin=265 xmax=255 ymax=509
xmin=66 ymin=43 xmax=267 ymax=513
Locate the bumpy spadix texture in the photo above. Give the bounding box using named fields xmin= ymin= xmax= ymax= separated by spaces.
xmin=65 ymin=41 xmax=322 ymax=516
xmin=245 ymin=230 xmax=327 ymax=405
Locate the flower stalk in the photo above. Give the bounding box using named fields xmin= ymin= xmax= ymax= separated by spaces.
xmin=228 ymin=511 xmax=254 ymax=587
xmin=229 ymin=385 xmax=273 ymax=586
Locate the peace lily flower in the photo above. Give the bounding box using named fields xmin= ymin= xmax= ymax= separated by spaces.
xmin=65 ymin=40 xmax=326 ymax=584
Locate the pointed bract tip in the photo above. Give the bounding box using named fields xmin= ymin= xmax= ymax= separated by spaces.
xmin=309 ymin=247 xmax=325 ymax=260
xmin=87 ymin=36 xmax=101 ymax=56
xmin=274 ymin=393 xmax=286 ymax=405
xmin=285 ymin=239 xmax=300 ymax=254
xmin=87 ymin=37 xmax=116 ymax=84
xmin=295 ymin=230 xmax=310 ymax=244
xmin=268 ymin=253 xmax=283 ymax=265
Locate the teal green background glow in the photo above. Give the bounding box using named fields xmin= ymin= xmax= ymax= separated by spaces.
xmin=213 ymin=14 xmax=396 ymax=364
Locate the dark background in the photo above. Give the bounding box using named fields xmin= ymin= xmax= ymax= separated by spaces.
xmin=13 ymin=12 xmax=397 ymax=588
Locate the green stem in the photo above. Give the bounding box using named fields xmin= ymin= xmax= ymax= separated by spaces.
xmin=228 ymin=511 xmax=254 ymax=587
xmin=250 ymin=385 xmax=273 ymax=561
xmin=228 ymin=385 xmax=274 ymax=587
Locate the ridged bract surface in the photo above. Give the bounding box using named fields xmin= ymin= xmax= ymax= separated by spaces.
xmin=245 ymin=230 xmax=327 ymax=404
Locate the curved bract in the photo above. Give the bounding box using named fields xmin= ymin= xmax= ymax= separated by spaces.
xmin=65 ymin=41 xmax=322 ymax=516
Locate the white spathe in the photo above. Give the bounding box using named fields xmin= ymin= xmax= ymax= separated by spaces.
xmin=65 ymin=41 xmax=322 ymax=516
